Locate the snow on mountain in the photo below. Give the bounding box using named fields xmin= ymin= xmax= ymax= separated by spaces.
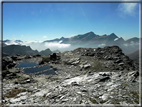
xmin=114 ymin=38 xmax=119 ymax=41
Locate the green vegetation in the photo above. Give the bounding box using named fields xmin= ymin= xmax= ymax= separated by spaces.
xmin=111 ymin=102 xmax=115 ymax=104
xmin=63 ymin=60 xmax=70 ymax=65
xmin=89 ymin=98 xmax=98 ymax=104
xmin=123 ymin=83 xmax=128 ymax=86
xmin=100 ymin=100 xmax=108 ymax=104
xmin=129 ymin=91 xmax=140 ymax=104
xmin=4 ymin=89 xmax=27 ymax=98
xmin=134 ymin=99 xmax=139 ymax=104
xmin=46 ymin=76 xmax=60 ymax=82
xmin=42 ymin=56 xmax=50 ymax=62
xmin=130 ymin=91 xmax=139 ymax=98
xmin=50 ymin=77 xmax=59 ymax=81
xmin=90 ymin=60 xmax=104 ymax=72
xmin=42 ymin=94 xmax=46 ymax=98
xmin=80 ymin=100 xmax=83 ymax=104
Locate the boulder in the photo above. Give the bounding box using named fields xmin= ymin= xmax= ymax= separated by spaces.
xmin=50 ymin=53 xmax=57 ymax=60
xmin=2 ymin=57 xmax=16 ymax=70
xmin=11 ymin=56 xmax=18 ymax=61
xmin=99 ymin=76 xmax=110 ymax=82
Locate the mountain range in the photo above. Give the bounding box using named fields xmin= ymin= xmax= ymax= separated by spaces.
xmin=3 ymin=31 xmax=140 ymax=55
xmin=3 ymin=45 xmax=52 ymax=56
xmin=60 ymin=32 xmax=138 ymax=47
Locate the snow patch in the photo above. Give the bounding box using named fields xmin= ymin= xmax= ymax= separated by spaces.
xmin=59 ymin=40 xmax=62 ymax=43
xmin=114 ymin=38 xmax=119 ymax=41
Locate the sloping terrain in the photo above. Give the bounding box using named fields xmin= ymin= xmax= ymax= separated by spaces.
xmin=2 ymin=46 xmax=140 ymax=106
xmin=3 ymin=45 xmax=52 ymax=56
xmin=127 ymin=49 xmax=140 ymax=64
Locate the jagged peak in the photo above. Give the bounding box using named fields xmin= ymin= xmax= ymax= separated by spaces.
xmin=109 ymin=33 xmax=118 ymax=38
xmin=87 ymin=31 xmax=95 ymax=35
xmin=60 ymin=37 xmax=65 ymax=40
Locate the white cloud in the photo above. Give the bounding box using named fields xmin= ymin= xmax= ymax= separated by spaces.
xmin=98 ymin=44 xmax=106 ymax=47
xmin=45 ymin=42 xmax=71 ymax=49
xmin=117 ymin=3 xmax=138 ymax=17
xmin=5 ymin=40 xmax=20 ymax=45
xmin=123 ymin=41 xmax=139 ymax=47
xmin=4 ymin=40 xmax=71 ymax=52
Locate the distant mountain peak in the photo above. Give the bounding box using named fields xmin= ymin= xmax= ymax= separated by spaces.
xmin=60 ymin=37 xmax=65 ymax=39
xmin=110 ymin=33 xmax=116 ymax=36
xmin=89 ymin=31 xmax=94 ymax=33
xmin=109 ymin=33 xmax=118 ymax=38
xmin=86 ymin=31 xmax=95 ymax=35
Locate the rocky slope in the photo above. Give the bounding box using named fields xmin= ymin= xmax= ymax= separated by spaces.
xmin=3 ymin=45 xmax=52 ymax=56
xmin=2 ymin=46 xmax=140 ymax=106
xmin=3 ymin=45 xmax=39 ymax=56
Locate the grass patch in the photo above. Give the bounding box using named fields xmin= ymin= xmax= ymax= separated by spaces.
xmin=123 ymin=83 xmax=128 ymax=86
xmin=90 ymin=60 xmax=104 ymax=72
xmin=63 ymin=60 xmax=70 ymax=65
xmin=46 ymin=76 xmax=60 ymax=82
xmin=111 ymin=102 xmax=115 ymax=104
xmin=4 ymin=89 xmax=27 ymax=98
xmin=42 ymin=94 xmax=46 ymax=98
xmin=130 ymin=91 xmax=139 ymax=98
xmin=42 ymin=56 xmax=50 ymax=62
xmin=80 ymin=100 xmax=83 ymax=104
xmin=100 ymin=100 xmax=108 ymax=104
xmin=134 ymin=99 xmax=139 ymax=104
xmin=89 ymin=98 xmax=98 ymax=104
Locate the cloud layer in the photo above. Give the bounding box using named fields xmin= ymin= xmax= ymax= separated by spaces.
xmin=45 ymin=42 xmax=70 ymax=49
xmin=4 ymin=40 xmax=71 ymax=52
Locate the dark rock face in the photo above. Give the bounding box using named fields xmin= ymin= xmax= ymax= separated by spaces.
xmin=2 ymin=57 xmax=16 ymax=70
xmin=50 ymin=53 xmax=57 ymax=60
xmin=3 ymin=45 xmax=53 ymax=56
xmin=39 ymin=48 xmax=52 ymax=56
xmin=3 ymin=45 xmax=39 ymax=56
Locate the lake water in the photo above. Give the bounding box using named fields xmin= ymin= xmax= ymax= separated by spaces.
xmin=17 ymin=62 xmax=56 ymax=75
xmin=17 ymin=62 xmax=39 ymax=68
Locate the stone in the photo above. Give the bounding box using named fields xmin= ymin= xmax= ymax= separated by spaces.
xmin=99 ymin=76 xmax=110 ymax=82
xmin=50 ymin=53 xmax=57 ymax=60
xmin=71 ymin=82 xmax=79 ymax=86
xmin=84 ymin=63 xmax=91 ymax=69
xmin=26 ymin=79 xmax=31 ymax=83
xmin=101 ymin=94 xmax=109 ymax=100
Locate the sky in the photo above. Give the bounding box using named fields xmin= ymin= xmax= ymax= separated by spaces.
xmin=3 ymin=2 xmax=140 ymax=41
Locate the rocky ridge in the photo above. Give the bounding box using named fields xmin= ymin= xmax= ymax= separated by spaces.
xmin=2 ymin=46 xmax=140 ymax=106
xmin=3 ymin=45 xmax=52 ymax=56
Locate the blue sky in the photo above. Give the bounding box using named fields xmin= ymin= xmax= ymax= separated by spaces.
xmin=3 ymin=2 xmax=139 ymax=41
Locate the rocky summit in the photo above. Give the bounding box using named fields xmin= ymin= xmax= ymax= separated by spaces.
xmin=2 ymin=46 xmax=140 ymax=106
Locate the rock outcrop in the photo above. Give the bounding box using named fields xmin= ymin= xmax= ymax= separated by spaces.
xmin=2 ymin=46 xmax=140 ymax=106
